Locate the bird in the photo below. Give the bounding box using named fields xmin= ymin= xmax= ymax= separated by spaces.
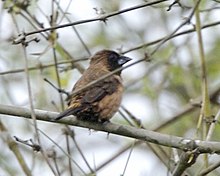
xmin=55 ymin=49 xmax=131 ymax=122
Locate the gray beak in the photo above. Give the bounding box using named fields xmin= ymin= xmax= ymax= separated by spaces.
xmin=118 ymin=56 xmax=132 ymax=66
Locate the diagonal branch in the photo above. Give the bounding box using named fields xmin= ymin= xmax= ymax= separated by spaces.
xmin=13 ymin=0 xmax=168 ymax=43
xmin=0 ymin=104 xmax=220 ymax=154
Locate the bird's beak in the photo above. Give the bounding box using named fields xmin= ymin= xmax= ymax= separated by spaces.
xmin=118 ymin=56 xmax=132 ymax=66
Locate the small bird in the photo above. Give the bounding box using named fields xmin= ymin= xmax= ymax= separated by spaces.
xmin=55 ymin=49 xmax=131 ymax=122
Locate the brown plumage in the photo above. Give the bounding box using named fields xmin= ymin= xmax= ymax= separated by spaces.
xmin=55 ymin=50 xmax=131 ymax=122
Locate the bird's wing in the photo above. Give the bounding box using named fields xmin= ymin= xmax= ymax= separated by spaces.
xmin=82 ymin=78 xmax=118 ymax=103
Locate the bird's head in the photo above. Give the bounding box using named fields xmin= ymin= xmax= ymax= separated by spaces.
xmin=90 ymin=50 xmax=132 ymax=73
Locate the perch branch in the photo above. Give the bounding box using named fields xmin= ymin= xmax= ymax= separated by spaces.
xmin=0 ymin=104 xmax=220 ymax=154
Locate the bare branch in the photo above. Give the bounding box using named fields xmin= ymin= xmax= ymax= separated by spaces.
xmin=1 ymin=104 xmax=220 ymax=154
xmin=172 ymin=149 xmax=199 ymax=176
xmin=13 ymin=0 xmax=169 ymax=43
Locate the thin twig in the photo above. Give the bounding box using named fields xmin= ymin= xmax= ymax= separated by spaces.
xmin=61 ymin=0 xmax=208 ymax=101
xmin=64 ymin=130 xmax=74 ymax=176
xmin=44 ymin=78 xmax=69 ymax=96
xmin=2 ymin=21 xmax=220 ymax=76
xmin=52 ymin=43 xmax=65 ymax=110
xmin=54 ymin=0 xmax=91 ymax=55
xmin=149 ymin=0 xmax=202 ymax=57
xmin=14 ymin=136 xmax=41 ymax=152
xmin=206 ymin=109 xmax=220 ymax=141
xmin=63 ymin=127 xmax=95 ymax=174
xmin=122 ymin=20 xmax=220 ymax=54
xmin=154 ymin=86 xmax=220 ymax=131
xmin=0 ymin=121 xmax=32 ymax=176
xmin=37 ymin=127 xmax=87 ymax=175
xmin=121 ymin=140 xmax=135 ymax=176
xmin=118 ymin=109 xmax=135 ymax=127
xmin=193 ymin=0 xmax=211 ymax=167
xmin=11 ymin=10 xmax=58 ymax=174
xmin=0 ymin=58 xmax=88 ymax=76
xmin=13 ymin=0 xmax=169 ymax=43
xmin=199 ymin=159 xmax=220 ymax=176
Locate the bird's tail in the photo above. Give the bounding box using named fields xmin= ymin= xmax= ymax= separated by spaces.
xmin=55 ymin=108 xmax=76 ymax=120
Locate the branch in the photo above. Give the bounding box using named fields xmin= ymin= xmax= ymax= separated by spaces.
xmin=0 ymin=104 xmax=220 ymax=154
xmin=2 ymin=21 xmax=219 ymax=76
xmin=199 ymin=159 xmax=220 ymax=176
xmin=123 ymin=20 xmax=220 ymax=54
xmin=0 ymin=121 xmax=32 ymax=176
xmin=0 ymin=59 xmax=81 ymax=75
xmin=13 ymin=0 xmax=168 ymax=44
xmin=172 ymin=149 xmax=199 ymax=176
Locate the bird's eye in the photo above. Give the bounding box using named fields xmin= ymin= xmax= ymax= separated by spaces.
xmin=107 ymin=52 xmax=121 ymax=71
xmin=108 ymin=53 xmax=119 ymax=62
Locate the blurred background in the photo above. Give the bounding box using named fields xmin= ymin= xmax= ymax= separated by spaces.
xmin=0 ymin=0 xmax=220 ymax=175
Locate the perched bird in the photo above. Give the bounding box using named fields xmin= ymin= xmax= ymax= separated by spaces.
xmin=55 ymin=50 xmax=131 ymax=122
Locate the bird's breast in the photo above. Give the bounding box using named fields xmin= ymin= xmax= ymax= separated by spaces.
xmin=97 ymin=77 xmax=124 ymax=121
